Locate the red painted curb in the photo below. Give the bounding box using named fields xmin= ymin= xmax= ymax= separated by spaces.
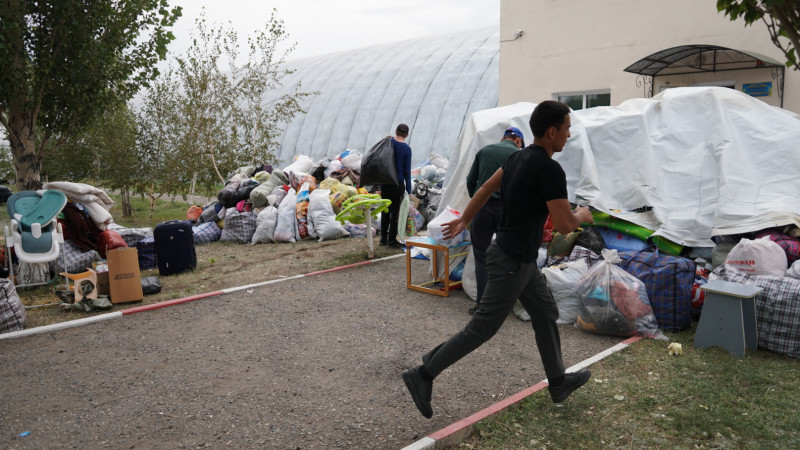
xmin=423 ymin=336 xmax=646 ymax=447
xmin=621 ymin=336 xmax=643 ymax=345
xmin=121 ymin=291 xmax=225 ymax=315
xmin=304 ymin=259 xmax=374 ymax=277
xmin=429 ymin=381 xmax=549 ymax=441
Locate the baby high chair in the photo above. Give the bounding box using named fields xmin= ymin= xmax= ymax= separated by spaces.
xmin=4 ymin=190 xmax=68 ymax=288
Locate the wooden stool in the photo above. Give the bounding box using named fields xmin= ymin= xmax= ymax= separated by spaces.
xmin=694 ymin=279 xmax=763 ymax=358
xmin=405 ymin=237 xmax=470 ymax=297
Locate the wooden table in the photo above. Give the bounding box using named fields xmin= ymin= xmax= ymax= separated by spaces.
xmin=405 ymin=237 xmax=470 ymax=297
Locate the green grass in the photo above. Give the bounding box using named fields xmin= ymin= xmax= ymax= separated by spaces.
xmin=108 ymin=193 xmax=199 ymax=228
xmin=458 ymin=324 xmax=800 ymax=449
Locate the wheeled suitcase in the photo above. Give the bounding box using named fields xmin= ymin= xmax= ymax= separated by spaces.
xmin=153 ymin=220 xmax=196 ymax=275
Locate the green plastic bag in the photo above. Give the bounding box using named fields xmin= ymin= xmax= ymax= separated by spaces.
xmin=397 ymin=192 xmax=410 ymax=242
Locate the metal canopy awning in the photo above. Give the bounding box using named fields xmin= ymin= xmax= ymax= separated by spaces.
xmin=624 ymin=44 xmax=785 ymax=106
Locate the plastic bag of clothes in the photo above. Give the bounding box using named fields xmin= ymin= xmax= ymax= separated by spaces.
xmin=325 ymin=159 xmax=343 ymax=179
xmin=725 ymin=236 xmax=787 ymax=276
xmin=249 ymin=182 xmax=273 ymax=208
xmin=329 ymin=191 xmax=347 ymax=214
xmin=427 ymin=206 xmax=468 ymax=247
xmin=271 ymin=185 xmax=287 ymax=208
xmin=283 ymin=155 xmax=314 ymax=174
xmin=252 ymin=171 xmax=271 ymax=184
xmin=543 ymin=260 xmax=589 ymax=324
xmin=340 ymin=150 xmax=363 ymax=170
xmin=261 ymin=169 xmax=288 ymax=197
xmin=296 ymin=181 xmax=313 ymax=240
xmin=308 ymin=189 xmax=348 ymax=241
xmin=274 ymin=189 xmax=298 ymax=243
xmin=288 ymin=171 xmax=317 ymax=192
xmin=251 ymin=206 xmax=279 ymax=244
xmin=576 ymin=249 xmax=665 ymax=339
xmin=309 ymin=158 xmax=330 ymax=182
xmin=218 ymin=178 xmax=242 ymax=208
xmin=220 ymin=208 xmax=257 ymax=244
xmin=235 ymin=179 xmax=259 ymax=203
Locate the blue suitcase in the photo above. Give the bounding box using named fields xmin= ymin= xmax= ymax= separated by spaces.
xmin=153 ymin=220 xmax=196 ymax=275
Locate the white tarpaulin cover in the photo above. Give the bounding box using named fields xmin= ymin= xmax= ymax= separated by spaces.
xmin=441 ymin=87 xmax=800 ymax=248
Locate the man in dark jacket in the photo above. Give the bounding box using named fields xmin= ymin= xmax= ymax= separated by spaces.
xmin=401 ymin=101 xmax=594 ymax=419
xmin=466 ymin=126 xmax=524 ymax=314
xmin=380 ymin=123 xmax=412 ymax=249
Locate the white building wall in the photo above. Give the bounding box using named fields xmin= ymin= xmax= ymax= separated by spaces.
xmin=500 ymin=0 xmax=799 ymax=113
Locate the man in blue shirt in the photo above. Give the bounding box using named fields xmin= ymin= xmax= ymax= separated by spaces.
xmin=380 ymin=123 xmax=412 ymax=249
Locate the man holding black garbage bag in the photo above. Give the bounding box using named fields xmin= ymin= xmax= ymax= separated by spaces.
xmin=379 ymin=123 xmax=412 ymax=249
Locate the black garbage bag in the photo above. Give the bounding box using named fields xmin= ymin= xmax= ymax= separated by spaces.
xmin=218 ymin=180 xmax=241 ymax=208
xmin=141 ymin=276 xmax=162 ymax=295
xmin=575 ymin=227 xmax=606 ymax=255
xmin=360 ymin=137 xmax=398 ymax=186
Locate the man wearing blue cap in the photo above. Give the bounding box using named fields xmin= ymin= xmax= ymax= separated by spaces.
xmin=465 ymin=126 xmax=525 ymax=314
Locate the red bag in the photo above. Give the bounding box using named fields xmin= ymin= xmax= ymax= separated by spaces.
xmin=186 ymin=205 xmax=203 ymax=221
xmin=542 ymin=215 xmax=554 ymax=243
xmin=97 ymin=230 xmax=128 ymax=259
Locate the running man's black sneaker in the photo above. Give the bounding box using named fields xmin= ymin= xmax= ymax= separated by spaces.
xmin=548 ymin=368 xmax=591 ymax=403
xmin=401 ymin=366 xmax=433 ymax=418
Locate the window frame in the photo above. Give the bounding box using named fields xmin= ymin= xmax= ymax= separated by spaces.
xmin=553 ymin=89 xmax=611 ymax=110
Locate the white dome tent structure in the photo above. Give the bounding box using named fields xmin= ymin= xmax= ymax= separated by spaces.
xmin=269 ymin=27 xmax=499 ymax=166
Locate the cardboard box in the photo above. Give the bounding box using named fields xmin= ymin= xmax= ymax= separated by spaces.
xmin=107 ymin=247 xmax=143 ymax=303
xmin=96 ymin=271 xmax=110 ymax=296
xmin=60 ymin=269 xmax=98 ymax=301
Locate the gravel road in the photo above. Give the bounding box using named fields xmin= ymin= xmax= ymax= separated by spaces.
xmin=0 ymin=256 xmax=622 ymax=449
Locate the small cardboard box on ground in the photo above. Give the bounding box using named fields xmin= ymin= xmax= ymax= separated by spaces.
xmin=107 ymin=247 xmax=143 ymax=303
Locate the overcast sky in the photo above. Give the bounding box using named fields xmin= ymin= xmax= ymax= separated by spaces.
xmin=167 ymin=0 xmax=500 ymax=61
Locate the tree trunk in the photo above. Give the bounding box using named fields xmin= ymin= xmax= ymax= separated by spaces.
xmin=190 ymin=172 xmax=197 ymax=198
xmin=149 ymin=195 xmax=156 ymax=221
xmin=121 ymin=188 xmax=132 ymax=217
xmin=6 ymin=109 xmax=42 ymax=191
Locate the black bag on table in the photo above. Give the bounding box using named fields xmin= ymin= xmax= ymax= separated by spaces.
xmin=153 ymin=220 xmax=197 ymax=276
xmin=359 ymin=137 xmax=398 ymax=186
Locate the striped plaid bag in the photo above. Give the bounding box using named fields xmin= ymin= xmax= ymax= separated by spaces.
xmin=618 ymin=247 xmax=696 ymax=332
xmin=136 ymin=237 xmax=158 ymax=270
xmin=220 ymin=208 xmax=257 ymax=244
xmin=711 ymin=264 xmax=800 ymax=358
xmin=755 ymin=229 xmax=800 ymax=264
xmin=0 ymin=278 xmax=25 ymax=333
xmin=192 ymin=221 xmax=222 ymax=245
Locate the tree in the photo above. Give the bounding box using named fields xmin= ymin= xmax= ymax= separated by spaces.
xmin=233 ymin=10 xmax=312 ymax=167
xmin=42 ymin=102 xmax=139 ymax=217
xmin=0 ymin=0 xmax=181 ymax=191
xmin=136 ymin=68 xmax=191 ymax=219
xmin=718 ymin=0 xmax=800 ymax=71
xmin=174 ymin=13 xmax=239 ymax=187
xmin=173 ymin=9 xmax=312 ymax=193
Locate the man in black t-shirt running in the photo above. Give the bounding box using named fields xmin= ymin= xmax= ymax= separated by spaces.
xmin=401 ymin=101 xmax=595 ymax=419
